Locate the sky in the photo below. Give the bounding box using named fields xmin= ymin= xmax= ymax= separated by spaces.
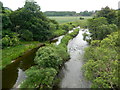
xmin=1 ymin=0 xmax=120 ymax=12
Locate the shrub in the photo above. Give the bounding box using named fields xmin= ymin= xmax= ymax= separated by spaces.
xmin=20 ymin=66 xmax=57 ymax=88
xmin=34 ymin=46 xmax=63 ymax=70
xmin=52 ymin=29 xmax=67 ymax=37
xmin=2 ymin=34 xmax=19 ymax=48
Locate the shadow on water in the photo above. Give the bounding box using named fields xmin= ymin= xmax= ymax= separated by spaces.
xmin=2 ymin=44 xmax=45 ymax=89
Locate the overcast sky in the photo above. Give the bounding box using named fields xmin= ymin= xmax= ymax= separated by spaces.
xmin=1 ymin=0 xmax=120 ymax=12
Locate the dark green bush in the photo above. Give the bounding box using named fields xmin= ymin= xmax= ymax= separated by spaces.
xmin=20 ymin=66 xmax=57 ymax=88
xmin=20 ymin=30 xmax=33 ymax=41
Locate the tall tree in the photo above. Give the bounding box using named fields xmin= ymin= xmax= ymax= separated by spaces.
xmin=96 ymin=6 xmax=117 ymax=24
xmin=9 ymin=0 xmax=51 ymax=41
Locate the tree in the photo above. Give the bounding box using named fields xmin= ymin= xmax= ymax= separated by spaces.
xmin=88 ymin=17 xmax=108 ymax=40
xmin=83 ymin=32 xmax=119 ymax=89
xmin=9 ymin=0 xmax=51 ymax=41
xmin=87 ymin=17 xmax=117 ymax=40
xmin=96 ymin=6 xmax=117 ymax=24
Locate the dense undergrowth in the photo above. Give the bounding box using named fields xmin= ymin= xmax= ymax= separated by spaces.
xmin=20 ymin=28 xmax=79 ymax=88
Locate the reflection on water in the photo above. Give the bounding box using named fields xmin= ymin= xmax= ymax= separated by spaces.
xmin=2 ymin=46 xmax=40 ymax=89
xmin=59 ymin=29 xmax=91 ymax=88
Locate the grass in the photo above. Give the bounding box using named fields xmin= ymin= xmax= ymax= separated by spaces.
xmin=1 ymin=41 xmax=40 ymax=69
xmin=48 ymin=16 xmax=92 ymax=24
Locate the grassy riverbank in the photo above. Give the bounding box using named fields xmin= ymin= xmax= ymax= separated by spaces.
xmin=1 ymin=41 xmax=41 ymax=69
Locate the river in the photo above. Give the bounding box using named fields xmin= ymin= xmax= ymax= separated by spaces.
xmin=2 ymin=27 xmax=90 ymax=89
xmin=2 ymin=44 xmax=44 ymax=89
xmin=57 ymin=29 xmax=91 ymax=88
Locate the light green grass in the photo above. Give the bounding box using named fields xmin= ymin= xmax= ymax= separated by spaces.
xmin=48 ymin=16 xmax=92 ymax=24
xmin=1 ymin=41 xmax=40 ymax=69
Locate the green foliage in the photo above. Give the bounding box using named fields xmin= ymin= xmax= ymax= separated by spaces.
xmin=44 ymin=11 xmax=95 ymax=16
xmin=9 ymin=0 xmax=51 ymax=41
xmin=52 ymin=29 xmax=67 ymax=37
xmin=2 ymin=14 xmax=12 ymax=29
xmin=87 ymin=17 xmax=117 ymax=40
xmin=20 ymin=26 xmax=80 ymax=88
xmin=118 ymin=10 xmax=120 ymax=28
xmin=83 ymin=32 xmax=119 ymax=88
xmin=79 ymin=17 xmax=84 ymax=20
xmin=20 ymin=66 xmax=57 ymax=88
xmin=96 ymin=6 xmax=117 ymax=24
xmin=61 ymin=28 xmax=79 ymax=45
xmin=49 ymin=16 xmax=91 ymax=24
xmin=44 ymin=11 xmax=76 ymax=16
xmin=20 ymin=30 xmax=33 ymax=41
xmin=60 ymin=23 xmax=74 ymax=31
xmin=54 ymin=45 xmax=69 ymax=61
xmin=79 ymin=11 xmax=95 ymax=16
xmin=34 ymin=46 xmax=63 ymax=70
xmin=2 ymin=41 xmax=40 ymax=69
xmin=2 ymin=34 xmax=19 ymax=48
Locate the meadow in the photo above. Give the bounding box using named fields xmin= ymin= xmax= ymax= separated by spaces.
xmin=48 ymin=16 xmax=92 ymax=24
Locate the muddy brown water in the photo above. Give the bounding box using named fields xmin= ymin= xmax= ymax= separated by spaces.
xmin=2 ymin=44 xmax=44 ymax=89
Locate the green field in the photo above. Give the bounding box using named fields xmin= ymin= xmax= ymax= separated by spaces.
xmin=48 ymin=16 xmax=92 ymax=24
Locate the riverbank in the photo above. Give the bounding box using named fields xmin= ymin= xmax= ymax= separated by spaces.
xmin=1 ymin=41 xmax=42 ymax=69
xmin=19 ymin=28 xmax=80 ymax=88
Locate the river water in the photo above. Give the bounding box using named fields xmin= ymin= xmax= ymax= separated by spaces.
xmin=2 ymin=27 xmax=90 ymax=89
xmin=58 ymin=29 xmax=91 ymax=88
xmin=2 ymin=45 xmax=44 ymax=89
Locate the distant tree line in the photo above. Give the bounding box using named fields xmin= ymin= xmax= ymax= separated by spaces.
xmin=44 ymin=11 xmax=76 ymax=16
xmin=44 ymin=11 xmax=95 ymax=16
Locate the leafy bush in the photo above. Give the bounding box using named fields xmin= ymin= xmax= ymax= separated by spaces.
xmin=20 ymin=66 xmax=57 ymax=88
xmin=34 ymin=46 xmax=63 ymax=70
xmin=83 ymin=32 xmax=119 ymax=88
xmin=2 ymin=34 xmax=19 ymax=48
xmin=54 ymin=45 xmax=69 ymax=61
xmin=2 ymin=35 xmax=10 ymax=47
xmin=60 ymin=28 xmax=79 ymax=46
xmin=60 ymin=23 xmax=74 ymax=31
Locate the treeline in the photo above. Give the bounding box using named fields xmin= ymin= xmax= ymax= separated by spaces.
xmin=44 ymin=11 xmax=76 ymax=16
xmin=1 ymin=1 xmax=79 ymax=49
xmin=83 ymin=6 xmax=119 ymax=89
xmin=44 ymin=11 xmax=95 ymax=16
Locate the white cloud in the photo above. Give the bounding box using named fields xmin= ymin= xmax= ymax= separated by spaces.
xmin=1 ymin=0 xmax=119 ymax=12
